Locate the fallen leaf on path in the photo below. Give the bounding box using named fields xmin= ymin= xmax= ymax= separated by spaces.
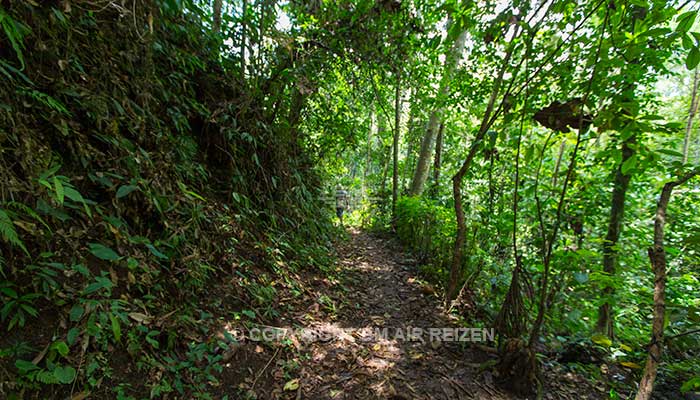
xmin=284 ymin=378 xmax=299 ymax=391
xmin=620 ymin=361 xmax=642 ymax=369
xmin=128 ymin=312 xmax=151 ymax=324
xmin=71 ymin=392 xmax=89 ymax=400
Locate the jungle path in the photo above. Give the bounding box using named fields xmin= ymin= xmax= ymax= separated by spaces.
xmin=289 ymin=229 xmax=606 ymax=400
xmin=235 ymin=229 xmax=602 ymax=399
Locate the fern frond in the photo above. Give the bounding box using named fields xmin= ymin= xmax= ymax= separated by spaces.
xmin=6 ymin=201 xmax=51 ymax=231
xmin=36 ymin=370 xmax=58 ymax=384
xmin=0 ymin=208 xmax=28 ymax=255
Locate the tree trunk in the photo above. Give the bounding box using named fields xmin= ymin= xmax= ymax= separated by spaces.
xmin=379 ymin=117 xmax=389 ymax=194
xmin=381 ymin=145 xmax=390 ymax=194
xmin=363 ymin=108 xmax=374 ymax=196
xmin=409 ymin=26 xmax=468 ymax=196
xmin=241 ymin=0 xmax=248 ymax=74
xmin=683 ymin=68 xmax=699 ymax=164
xmin=402 ymin=89 xmax=417 ymax=189
xmin=432 ymin=123 xmax=445 ymax=192
xmin=551 ymin=139 xmax=566 ymax=188
xmin=392 ymin=72 xmax=402 ymax=221
xmin=212 ymin=0 xmax=223 ymax=34
xmin=635 ymin=169 xmax=700 ymax=400
xmin=257 ymin=0 xmax=267 ymax=75
xmin=596 ymin=135 xmax=636 ymax=339
xmin=446 ymin=25 xmax=520 ymax=302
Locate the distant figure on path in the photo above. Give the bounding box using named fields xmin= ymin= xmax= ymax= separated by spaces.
xmin=335 ymin=185 xmax=349 ymax=226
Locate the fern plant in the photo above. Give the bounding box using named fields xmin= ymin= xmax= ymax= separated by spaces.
xmin=0 ymin=207 xmax=28 ymax=254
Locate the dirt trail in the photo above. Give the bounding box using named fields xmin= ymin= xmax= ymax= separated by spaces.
xmin=293 ymin=229 xmax=510 ymax=400
xmin=233 ymin=229 xmax=601 ymax=399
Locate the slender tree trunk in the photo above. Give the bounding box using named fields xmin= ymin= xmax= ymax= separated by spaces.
xmin=379 ymin=117 xmax=389 ymax=193
xmin=494 ymin=91 xmax=527 ymax=339
xmin=635 ymin=169 xmax=700 ymax=400
xmin=683 ymin=68 xmax=700 ymax=164
xmin=597 ymin=135 xmax=636 ymax=338
xmin=487 ymin=150 xmax=495 ymax=213
xmin=409 ymin=26 xmax=468 ymax=196
xmin=529 ymin=128 xmax=585 ymax=347
xmin=364 ymin=108 xmax=374 ymax=196
xmin=241 ymin=0 xmax=248 ymax=74
xmin=551 ymin=139 xmax=566 ymax=187
xmin=212 ymin=0 xmax=223 ymax=34
xmin=528 ymin=1 xmax=610 ymax=348
xmin=432 ymin=123 xmax=445 ymax=191
xmin=257 ymin=0 xmax=265 ymax=75
xmin=402 ymin=89 xmax=417 ymax=189
xmin=381 ymin=145 xmax=390 ymax=194
xmin=446 ymin=25 xmax=520 ymax=302
xmin=392 ymin=72 xmax=402 ymax=221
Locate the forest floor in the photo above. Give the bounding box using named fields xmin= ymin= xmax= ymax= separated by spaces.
xmin=222 ymin=229 xmax=607 ymax=400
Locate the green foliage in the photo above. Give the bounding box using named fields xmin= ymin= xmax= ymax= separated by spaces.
xmin=2 ymin=0 xmax=699 ymax=397
xmin=0 ymin=283 xmax=39 ymax=330
xmin=0 ymin=207 xmax=27 ymax=254
xmin=395 ymin=196 xmax=456 ymax=283
xmin=0 ymin=6 xmax=29 ymax=69
xmin=0 ymin=0 xmax=342 ymax=397
xmin=681 ymin=377 xmax=700 ymax=393
xmin=87 ymin=243 xmax=120 ymax=261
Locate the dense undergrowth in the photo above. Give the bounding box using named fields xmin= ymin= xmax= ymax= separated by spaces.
xmin=0 ymin=1 xmax=335 ymax=398
xmin=391 ymin=189 xmax=700 ymax=397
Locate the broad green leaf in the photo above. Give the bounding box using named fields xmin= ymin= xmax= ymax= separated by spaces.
xmin=84 ymin=277 xmax=113 ymax=295
xmin=146 ymin=244 xmax=168 ymax=260
xmin=69 ymin=305 xmax=84 ymax=322
xmin=110 ymin=313 xmax=121 ymax=342
xmin=53 ymin=177 xmax=64 ymax=205
xmin=657 ymin=148 xmax=683 ymax=157
xmin=116 ymin=185 xmax=138 ymax=199
xmin=51 ymin=341 xmax=69 ymax=357
xmin=15 ymin=359 xmax=39 ymax=373
xmin=677 ymin=11 xmax=697 ymax=33
xmin=683 ymin=33 xmax=695 ymax=50
xmin=63 ymin=186 xmax=84 ymax=203
xmin=687 ymin=46 xmax=700 ymax=70
xmin=681 ymin=377 xmax=700 ymax=393
xmin=72 ymin=263 xmax=90 ymax=277
xmin=53 ymin=365 xmax=76 ymax=384
xmin=621 ymin=155 xmax=637 ymax=175
xmin=0 ymin=286 xmax=18 ymax=298
xmin=88 ymin=243 xmax=120 ymax=261
xmin=67 ymin=327 xmax=80 ymax=345
xmin=64 ymin=187 xmax=92 ymax=217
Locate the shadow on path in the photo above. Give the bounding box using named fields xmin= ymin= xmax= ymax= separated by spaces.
xmin=295 ymin=229 xmax=508 ymax=400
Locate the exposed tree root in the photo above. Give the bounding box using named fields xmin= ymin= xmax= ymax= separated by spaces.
xmin=497 ymin=338 xmax=539 ymax=396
